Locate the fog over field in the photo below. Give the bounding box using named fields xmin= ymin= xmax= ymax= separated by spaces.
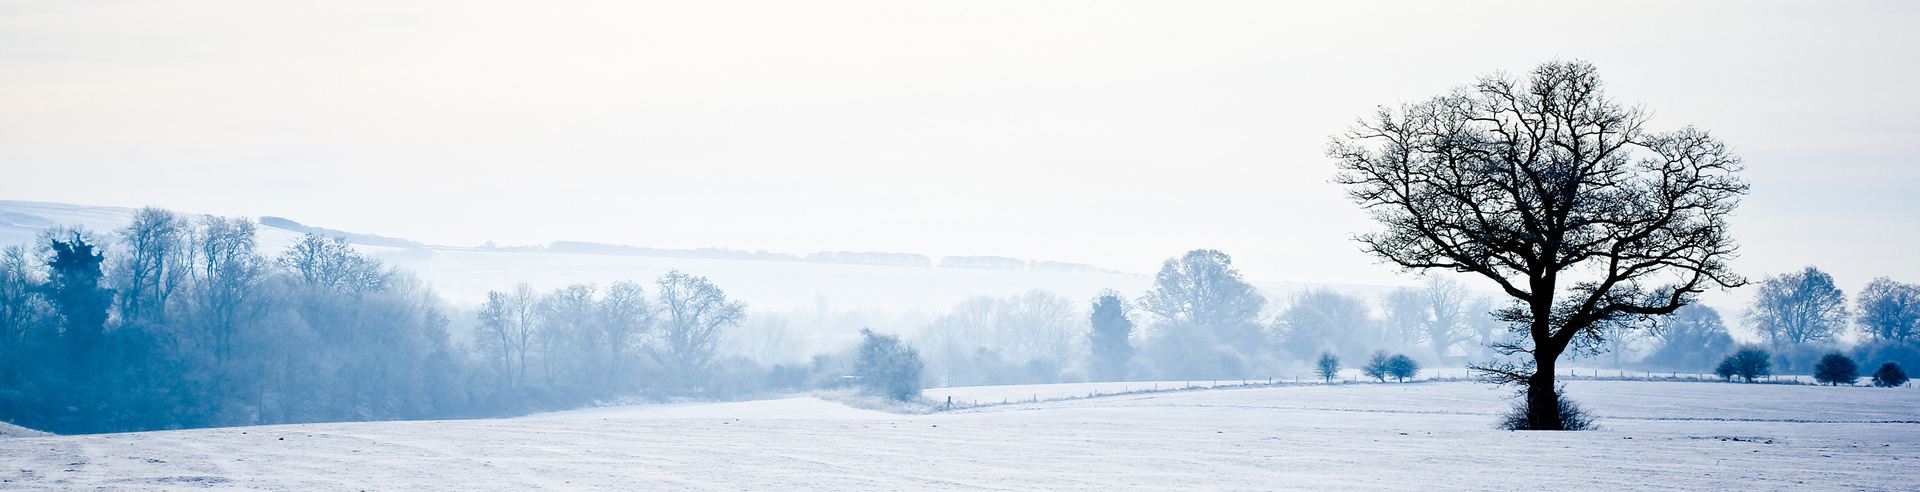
xmin=2 ymin=1 xmax=1918 ymax=490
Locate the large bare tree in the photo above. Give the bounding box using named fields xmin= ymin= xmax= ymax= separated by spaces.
xmin=1331 ymin=61 xmax=1746 ymax=430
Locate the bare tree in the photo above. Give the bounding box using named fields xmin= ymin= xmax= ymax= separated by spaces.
xmin=111 ymin=207 xmax=189 ymax=325
xmin=277 ymin=233 xmax=387 ymax=293
xmin=476 ymin=283 xmax=539 ymax=387
xmin=1331 ymin=61 xmax=1746 ymax=430
xmin=653 ymin=270 xmax=746 ymax=387
xmin=1855 ymin=277 xmax=1918 ymax=343
xmin=598 ymin=281 xmax=652 ymax=386
xmin=185 ymin=216 xmax=266 ymax=363
xmin=1747 ymin=267 xmax=1848 ymax=347
xmin=1420 ymin=276 xmax=1469 ymax=362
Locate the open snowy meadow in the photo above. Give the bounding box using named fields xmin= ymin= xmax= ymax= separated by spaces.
xmin=2 ymin=380 xmax=1914 ymax=490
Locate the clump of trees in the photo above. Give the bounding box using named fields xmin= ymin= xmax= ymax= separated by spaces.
xmin=1812 ymin=353 xmax=1859 ymax=386
xmin=1871 ymin=362 xmax=1908 ymax=387
xmin=1333 ymin=60 xmax=1746 ymax=430
xmin=0 ymin=208 xmax=783 ymax=434
xmin=854 ymin=329 xmax=925 ymax=401
xmin=1716 ymin=347 xmax=1772 ymax=383
xmin=918 ymin=290 xmax=1081 ymax=387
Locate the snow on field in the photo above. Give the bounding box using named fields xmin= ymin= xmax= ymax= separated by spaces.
xmin=2 ymin=380 xmax=1915 ymax=490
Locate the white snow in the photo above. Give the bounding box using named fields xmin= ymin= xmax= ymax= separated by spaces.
xmin=2 ymin=380 xmax=1914 ymax=490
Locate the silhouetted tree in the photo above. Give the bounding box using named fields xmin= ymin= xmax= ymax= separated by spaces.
xmin=1386 ymin=354 xmax=1420 ymax=382
xmin=1333 ymin=60 xmax=1746 ymax=430
xmin=1871 ymin=362 xmax=1907 ymax=387
xmin=1087 ymin=290 xmax=1134 ymax=381
xmin=855 ymin=328 xmax=924 ymax=401
xmin=1812 ymin=353 xmax=1858 ymax=386
xmin=1747 ymin=267 xmax=1848 ymax=348
xmin=43 ymin=230 xmax=111 ymax=359
xmin=1316 ymin=351 xmax=1340 ymax=382
xmin=1719 ymin=347 xmax=1771 ymax=383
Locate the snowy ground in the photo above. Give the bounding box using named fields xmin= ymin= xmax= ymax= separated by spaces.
xmin=2 ymin=380 xmax=1915 ymax=490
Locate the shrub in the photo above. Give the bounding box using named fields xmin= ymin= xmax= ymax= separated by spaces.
xmin=1500 ymin=387 xmax=1596 ymax=431
xmin=1386 ymin=354 xmax=1420 ymax=382
xmin=1872 ymin=362 xmax=1908 ymax=388
xmin=1812 ymin=353 xmax=1858 ymax=386
xmin=1718 ymin=347 xmax=1771 ymax=383
xmin=1362 ymin=351 xmax=1391 ymax=382
xmin=854 ymin=328 xmax=925 ymax=401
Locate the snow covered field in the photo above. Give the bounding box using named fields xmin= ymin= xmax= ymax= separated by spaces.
xmin=3 ymin=380 xmax=1915 ymax=490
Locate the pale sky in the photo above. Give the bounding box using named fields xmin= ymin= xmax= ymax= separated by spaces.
xmin=2 ymin=0 xmax=1916 ymax=299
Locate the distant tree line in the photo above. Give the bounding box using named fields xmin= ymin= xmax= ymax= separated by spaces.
xmin=0 ymin=208 xmax=832 ymax=434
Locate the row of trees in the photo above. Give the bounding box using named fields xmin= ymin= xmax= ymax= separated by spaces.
xmin=0 ymin=208 xmax=812 ymax=434
xmin=0 ymin=210 xmax=466 ymax=433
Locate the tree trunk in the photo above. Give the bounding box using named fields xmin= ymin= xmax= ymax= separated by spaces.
xmin=1527 ymin=353 xmax=1563 ymax=430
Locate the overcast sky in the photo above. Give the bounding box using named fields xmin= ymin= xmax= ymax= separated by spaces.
xmin=2 ymin=0 xmax=1915 ymax=296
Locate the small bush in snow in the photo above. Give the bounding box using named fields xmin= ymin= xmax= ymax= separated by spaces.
xmin=1717 ymin=347 xmax=1771 ymax=383
xmin=1872 ymin=362 xmax=1908 ymax=387
xmin=1386 ymin=354 xmax=1419 ymax=382
xmin=1362 ymin=351 xmax=1391 ymax=382
xmin=1500 ymin=388 xmax=1595 ymax=431
xmin=1315 ymin=352 xmax=1340 ymax=382
xmin=1813 ymin=353 xmax=1858 ymax=386
xmin=855 ymin=328 xmax=925 ymax=401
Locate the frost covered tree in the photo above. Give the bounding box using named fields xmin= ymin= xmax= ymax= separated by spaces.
xmin=1140 ymin=250 xmax=1268 ymax=378
xmin=855 ymin=328 xmax=924 ymax=401
xmin=1087 ymin=290 xmax=1134 ymax=381
xmin=1748 ymin=267 xmax=1848 ymax=348
xmin=111 ymin=207 xmax=189 ymax=326
xmin=1362 ymin=351 xmax=1391 ymax=382
xmin=1386 ymin=354 xmax=1420 ymax=382
xmin=1641 ymin=304 xmax=1734 ymax=372
xmin=185 ymin=216 xmax=266 ymax=363
xmin=477 ymin=283 xmax=540 ymax=387
xmin=1333 ymin=60 xmax=1746 ymax=430
xmin=1855 ymin=277 xmax=1918 ymax=343
xmin=1316 ymin=351 xmax=1340 ymax=382
xmin=1279 ymin=289 xmax=1376 ymax=361
xmin=278 ymin=233 xmax=386 ymax=293
xmin=654 ymin=270 xmax=746 ymax=387
xmin=598 ymin=281 xmax=652 ymax=387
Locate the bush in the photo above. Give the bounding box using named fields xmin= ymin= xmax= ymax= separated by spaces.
xmin=1812 ymin=352 xmax=1859 ymax=386
xmin=1499 ymin=388 xmax=1596 ymax=431
xmin=1872 ymin=362 xmax=1908 ymax=388
xmin=1386 ymin=354 xmax=1420 ymax=382
xmin=1362 ymin=351 xmax=1391 ymax=382
xmin=854 ymin=328 xmax=925 ymax=401
xmin=1718 ymin=347 xmax=1771 ymax=383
